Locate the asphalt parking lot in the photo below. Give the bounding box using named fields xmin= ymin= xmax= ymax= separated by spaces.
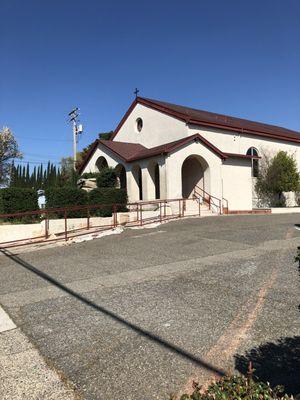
xmin=0 ymin=214 xmax=300 ymax=399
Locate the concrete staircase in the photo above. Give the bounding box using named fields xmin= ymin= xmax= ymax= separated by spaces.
xmin=183 ymin=198 xmax=215 ymax=217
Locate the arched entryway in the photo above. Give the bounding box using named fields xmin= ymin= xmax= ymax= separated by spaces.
xmin=96 ymin=156 xmax=108 ymax=172
xmin=148 ymin=161 xmax=160 ymax=199
xmin=115 ymin=164 xmax=127 ymax=190
xmin=181 ymin=155 xmax=209 ymax=198
xmin=131 ymin=164 xmax=143 ymax=200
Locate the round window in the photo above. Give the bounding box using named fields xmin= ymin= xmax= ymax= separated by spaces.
xmin=136 ymin=118 xmax=143 ymax=132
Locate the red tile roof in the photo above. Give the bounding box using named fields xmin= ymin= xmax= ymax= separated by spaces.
xmin=112 ymin=97 xmax=300 ymax=143
xmin=97 ymin=140 xmax=145 ymax=161
xmin=78 ymin=134 xmax=258 ymax=174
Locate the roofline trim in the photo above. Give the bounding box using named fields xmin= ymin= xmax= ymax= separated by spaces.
xmin=77 ymin=133 xmax=262 ymax=173
xmin=77 ymin=140 xmax=99 ymax=174
xmin=111 ymin=97 xmax=300 ymax=144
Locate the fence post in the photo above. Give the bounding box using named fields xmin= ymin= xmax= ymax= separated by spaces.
xmin=159 ymin=201 xmax=162 ymax=222
xmin=113 ymin=205 xmax=117 ymax=228
xmin=140 ymin=204 xmax=143 ymax=226
xmin=44 ymin=213 xmax=49 ymax=239
xmin=179 ymin=199 xmax=181 ymax=218
xmin=182 ymin=200 xmax=185 ymax=217
xmin=64 ymin=210 xmax=68 ymax=241
xmin=87 ymin=206 xmax=90 ymax=230
xmin=198 ymin=198 xmax=201 ymax=216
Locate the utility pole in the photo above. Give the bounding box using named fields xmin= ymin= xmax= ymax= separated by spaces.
xmin=68 ymin=108 xmax=83 ymax=170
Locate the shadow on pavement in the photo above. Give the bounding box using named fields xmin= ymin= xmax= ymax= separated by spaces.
xmin=1 ymin=248 xmax=225 ymax=377
xmin=235 ymin=336 xmax=300 ymax=396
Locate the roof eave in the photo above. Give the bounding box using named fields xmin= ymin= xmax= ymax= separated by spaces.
xmin=188 ymin=119 xmax=300 ymax=144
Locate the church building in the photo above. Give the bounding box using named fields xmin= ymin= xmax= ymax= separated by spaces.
xmin=79 ymin=97 xmax=300 ymax=213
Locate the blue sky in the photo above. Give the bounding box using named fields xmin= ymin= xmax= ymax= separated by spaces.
xmin=1 ymin=0 xmax=299 ymax=168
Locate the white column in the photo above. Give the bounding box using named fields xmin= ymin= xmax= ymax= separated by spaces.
xmin=158 ymin=161 xmax=167 ymax=199
xmin=165 ymin=155 xmax=182 ymax=199
xmin=141 ymin=167 xmax=154 ymax=200
xmin=126 ymin=169 xmax=139 ymax=202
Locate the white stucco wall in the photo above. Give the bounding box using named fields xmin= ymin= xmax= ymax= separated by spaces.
xmin=189 ymin=125 xmax=300 ymax=169
xmin=222 ymin=159 xmax=253 ymax=210
xmin=166 ymin=141 xmax=223 ymax=201
xmin=81 ymin=143 xmax=166 ymax=202
xmin=114 ymin=103 xmax=188 ymax=147
xmin=81 ymin=145 xmax=126 ymax=175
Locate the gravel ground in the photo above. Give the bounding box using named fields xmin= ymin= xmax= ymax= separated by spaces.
xmin=0 ymin=214 xmax=299 ymax=399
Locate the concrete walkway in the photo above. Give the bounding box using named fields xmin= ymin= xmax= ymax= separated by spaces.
xmin=0 ymin=308 xmax=76 ymax=399
xmin=0 ymin=214 xmax=299 ymax=399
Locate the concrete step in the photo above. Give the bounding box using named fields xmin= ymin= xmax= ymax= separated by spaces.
xmin=183 ymin=199 xmax=214 ymax=216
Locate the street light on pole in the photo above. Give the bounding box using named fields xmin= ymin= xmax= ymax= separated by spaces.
xmin=68 ymin=107 xmax=83 ymax=170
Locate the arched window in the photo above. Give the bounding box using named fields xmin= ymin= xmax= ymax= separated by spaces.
xmin=246 ymin=147 xmax=259 ymax=177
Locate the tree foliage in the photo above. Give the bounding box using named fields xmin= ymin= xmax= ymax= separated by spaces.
xmin=0 ymin=127 xmax=22 ymax=185
xmin=75 ymin=131 xmax=113 ymax=170
xmin=256 ymin=151 xmax=300 ymax=206
xmin=45 ymin=187 xmax=88 ymax=217
xmin=88 ymin=187 xmax=127 ymax=216
xmin=96 ymin=167 xmax=117 ymax=188
xmin=98 ymin=130 xmax=113 ymax=140
xmin=60 ymin=157 xmax=79 ymax=187
xmin=10 ymin=157 xmax=80 ymax=189
xmin=0 ymin=188 xmax=39 ymax=221
xmin=10 ymin=161 xmax=62 ymax=189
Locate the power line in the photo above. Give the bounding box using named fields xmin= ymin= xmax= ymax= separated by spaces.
xmin=15 ymin=160 xmax=61 ymax=165
xmin=23 ymin=152 xmax=62 ymax=159
xmin=16 ymin=136 xmax=72 ymax=143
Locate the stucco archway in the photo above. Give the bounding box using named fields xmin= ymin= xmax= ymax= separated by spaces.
xmin=115 ymin=164 xmax=127 ymax=190
xmin=181 ymin=155 xmax=209 ymax=198
xmin=96 ymin=156 xmax=108 ymax=172
xmin=148 ymin=161 xmax=160 ymax=199
xmin=131 ymin=164 xmax=143 ymax=201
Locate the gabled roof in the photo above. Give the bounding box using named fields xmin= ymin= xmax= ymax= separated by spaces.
xmin=78 ymin=133 xmax=258 ymax=174
xmin=111 ymin=97 xmax=300 ymax=143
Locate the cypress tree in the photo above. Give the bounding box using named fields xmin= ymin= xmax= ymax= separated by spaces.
xmin=22 ymin=166 xmax=26 ymax=186
xmin=32 ymin=166 xmax=37 ymax=188
xmin=26 ymin=163 xmax=30 ymax=187
xmin=10 ymin=161 xmax=16 ymax=187
xmin=15 ymin=165 xmax=20 ymax=186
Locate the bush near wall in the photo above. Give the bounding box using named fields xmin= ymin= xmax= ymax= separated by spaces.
xmin=45 ymin=187 xmax=88 ymax=218
xmin=89 ymin=188 xmax=127 ymax=217
xmin=0 ymin=188 xmax=39 ymax=222
xmin=81 ymin=172 xmax=100 ymax=179
xmin=96 ymin=167 xmax=117 ymax=188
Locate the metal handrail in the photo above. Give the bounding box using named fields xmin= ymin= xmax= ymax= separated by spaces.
xmin=193 ymin=185 xmax=229 ymax=215
xmin=0 ymin=202 xmax=127 ymax=219
xmin=0 ymin=197 xmax=205 ymax=249
xmin=193 ymin=186 xmax=220 ymax=213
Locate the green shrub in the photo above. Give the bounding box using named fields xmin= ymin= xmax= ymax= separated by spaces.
xmin=0 ymin=192 xmax=4 ymax=215
xmin=81 ymin=172 xmax=100 ymax=179
xmin=271 ymin=197 xmax=286 ymax=207
xmin=177 ymin=375 xmax=292 ymax=400
xmin=96 ymin=167 xmax=117 ymax=188
xmin=45 ymin=187 xmax=88 ymax=218
xmin=88 ymin=188 xmax=127 ymax=217
xmin=0 ymin=188 xmax=39 ymax=223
